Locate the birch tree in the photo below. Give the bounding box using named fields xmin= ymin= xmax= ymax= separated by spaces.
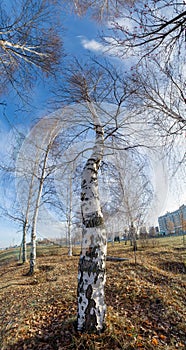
xmin=128 ymin=59 xmax=186 ymax=138
xmin=65 ymin=1 xmax=186 ymax=161
xmin=67 ymin=0 xmax=133 ymax=21
xmin=0 ymin=0 xmax=62 ymax=96
xmin=110 ymin=147 xmax=153 ymax=224
xmin=0 ymin=196 xmax=28 ymax=261
xmin=77 ymin=103 xmax=107 ymax=332
xmin=65 ymin=175 xmax=73 ymax=256
xmin=69 ymin=0 xmax=186 ymax=62
xmin=57 ymin=70 xmax=108 ymax=331
xmin=107 ymin=1 xmax=186 ymax=62
xmin=29 ymin=138 xmax=53 ymax=275
xmin=0 ymin=131 xmax=30 ymax=263
xmin=16 ymin=140 xmax=43 ymax=264
xmin=125 ymin=57 xmax=186 ymax=178
xmin=16 ymin=116 xmax=63 ymax=274
xmin=102 ymin=147 xmax=153 ymax=247
xmin=54 ymin=166 xmax=78 ymax=256
xmin=54 ymin=58 xmax=154 ymax=332
xmin=20 ymin=173 xmax=33 ymax=263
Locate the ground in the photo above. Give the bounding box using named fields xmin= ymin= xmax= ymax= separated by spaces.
xmin=0 ymin=236 xmax=185 ymax=349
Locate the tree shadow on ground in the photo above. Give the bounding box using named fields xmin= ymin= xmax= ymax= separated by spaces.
xmin=7 ymin=287 xmax=186 ymax=350
xmin=4 ymin=314 xmax=136 ymax=350
xmin=5 ymin=315 xmax=77 ymax=350
xmin=174 ymin=247 xmax=186 ymax=251
xmin=105 ymin=262 xmax=186 ymax=347
xmin=158 ymin=261 xmax=186 ymax=274
xmin=2 ymin=259 xmax=186 ymax=350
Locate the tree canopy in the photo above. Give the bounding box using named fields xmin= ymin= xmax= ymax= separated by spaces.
xmin=0 ymin=0 xmax=62 ymax=94
xmin=70 ymin=0 xmax=186 ymax=62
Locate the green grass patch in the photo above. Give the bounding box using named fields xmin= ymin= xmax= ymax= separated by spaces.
xmin=0 ymin=247 xmax=20 ymax=264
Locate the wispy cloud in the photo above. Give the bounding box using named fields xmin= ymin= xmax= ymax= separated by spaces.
xmin=79 ymin=36 xmax=105 ymax=53
xmin=79 ymin=35 xmax=136 ymax=64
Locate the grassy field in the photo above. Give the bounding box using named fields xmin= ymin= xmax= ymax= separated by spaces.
xmin=0 ymin=236 xmax=185 ymax=349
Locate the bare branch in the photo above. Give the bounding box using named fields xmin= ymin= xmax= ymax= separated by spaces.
xmin=0 ymin=0 xmax=63 ymax=95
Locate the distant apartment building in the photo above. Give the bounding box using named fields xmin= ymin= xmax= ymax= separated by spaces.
xmin=158 ymin=204 xmax=186 ymax=235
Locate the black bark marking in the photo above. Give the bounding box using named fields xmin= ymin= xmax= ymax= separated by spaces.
xmin=86 ymin=246 xmax=98 ymax=259
xmin=77 ymin=252 xmax=105 ymax=332
xmin=82 ymin=179 xmax=86 ymax=186
xmin=78 ymin=125 xmax=106 ymax=332
xmin=81 ymin=192 xmax=85 ymax=201
xmin=83 ymin=211 xmax=104 ymax=228
xmin=86 ymin=284 xmax=93 ymax=299
xmin=84 ymin=298 xmax=97 ymax=333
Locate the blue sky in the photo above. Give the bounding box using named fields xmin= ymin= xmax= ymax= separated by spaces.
xmin=63 ymin=14 xmax=101 ymax=54
xmin=0 ymin=7 xmax=185 ymax=248
xmin=0 ymin=10 xmax=104 ymax=248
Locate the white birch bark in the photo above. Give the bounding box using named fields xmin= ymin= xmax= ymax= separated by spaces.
xmin=17 ymin=136 xmax=43 ymax=264
xmin=29 ymin=121 xmax=60 ymax=275
xmin=16 ymin=115 xmax=67 ymax=273
xmin=22 ymin=219 xmax=28 ymax=263
xmin=67 ymin=176 xmax=73 ymax=256
xmin=22 ymin=173 xmax=36 ymax=263
xmin=77 ymin=103 xmax=107 ymax=333
xmin=29 ymin=149 xmax=47 ymax=275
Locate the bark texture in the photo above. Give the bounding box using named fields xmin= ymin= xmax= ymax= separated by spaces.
xmin=28 ymin=153 xmax=47 ymax=275
xmin=22 ymin=220 xmax=28 ymax=263
xmin=77 ymin=121 xmax=107 ymax=333
xmin=29 ymin=226 xmax=37 ymax=274
xmin=67 ymin=176 xmax=73 ymax=256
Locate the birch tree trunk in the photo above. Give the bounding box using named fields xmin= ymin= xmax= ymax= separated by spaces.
xmin=29 ymin=180 xmax=44 ymax=275
xmin=67 ymin=176 xmax=73 ymax=256
xmin=29 ymin=144 xmax=49 ymax=275
xmin=22 ymin=219 xmax=28 ymax=263
xmin=16 ymin=117 xmax=62 ymax=273
xmin=77 ymin=105 xmax=107 ymax=333
xmin=29 ymin=223 xmax=37 ymax=275
xmin=18 ymin=148 xmax=39 ymax=264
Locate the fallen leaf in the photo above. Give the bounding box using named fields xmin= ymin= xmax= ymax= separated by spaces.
xmin=151 ymin=337 xmax=158 ymax=345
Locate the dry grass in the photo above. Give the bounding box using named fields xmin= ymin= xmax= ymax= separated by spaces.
xmin=0 ymin=236 xmax=185 ymax=349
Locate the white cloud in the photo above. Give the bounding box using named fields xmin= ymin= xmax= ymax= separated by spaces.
xmin=79 ymin=35 xmax=137 ymax=65
xmin=80 ymin=35 xmax=124 ymax=57
xmin=80 ymin=37 xmax=105 ymax=53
